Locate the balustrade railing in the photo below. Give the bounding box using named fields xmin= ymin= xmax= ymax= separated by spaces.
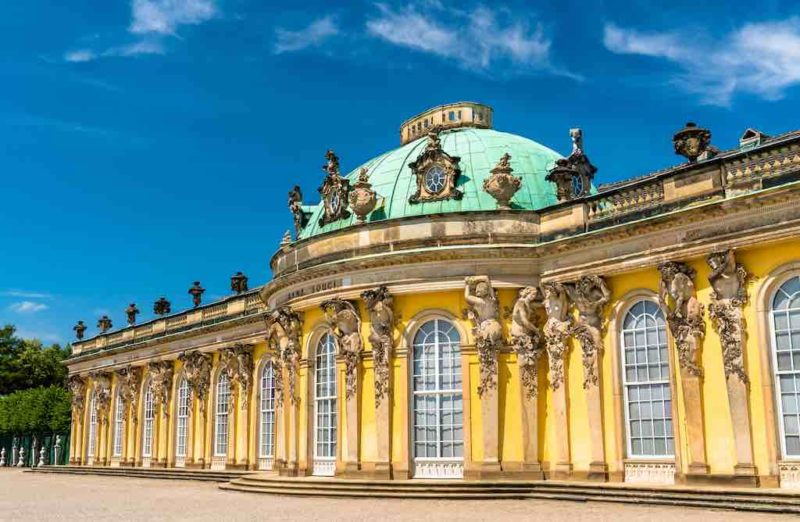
xmin=587 ymin=179 xmax=665 ymax=222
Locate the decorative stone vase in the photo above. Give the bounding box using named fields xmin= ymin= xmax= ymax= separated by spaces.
xmin=348 ymin=168 xmax=377 ymax=223
xmin=483 ymin=153 xmax=521 ymax=209
xmin=673 ymin=122 xmax=711 ymax=163
xmin=546 ymin=158 xmax=579 ymax=202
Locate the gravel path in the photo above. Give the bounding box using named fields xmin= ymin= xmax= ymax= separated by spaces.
xmin=0 ymin=469 xmax=782 ymax=521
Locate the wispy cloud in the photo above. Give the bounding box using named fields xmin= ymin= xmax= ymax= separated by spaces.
xmin=64 ymin=49 xmax=97 ymax=63
xmin=0 ymin=290 xmax=53 ymax=299
xmin=603 ymin=19 xmax=800 ymax=106
xmin=274 ymin=16 xmax=339 ymax=54
xmin=8 ymin=301 xmax=49 ymax=314
xmin=365 ymin=3 xmax=569 ymax=77
xmin=63 ymin=0 xmax=218 ymax=62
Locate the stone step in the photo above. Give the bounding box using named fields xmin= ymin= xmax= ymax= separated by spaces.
xmin=27 ymin=466 xmax=250 ymax=482
xmin=219 ymin=482 xmax=800 ymax=514
xmin=234 ymin=476 xmax=800 ymax=505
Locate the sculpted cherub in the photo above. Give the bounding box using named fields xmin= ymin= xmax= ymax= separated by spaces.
xmin=510 ymin=286 xmax=544 ymax=398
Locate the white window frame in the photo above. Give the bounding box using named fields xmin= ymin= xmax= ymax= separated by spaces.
xmin=87 ymin=390 xmax=97 ymax=459
xmin=142 ymin=384 xmax=155 ymax=458
xmin=411 ymin=318 xmax=464 ymax=477
xmin=313 ymin=332 xmax=337 ymax=475
xmin=620 ymin=300 xmax=675 ymax=460
xmin=112 ymin=392 xmax=124 ymax=457
xmin=175 ymin=378 xmax=190 ymax=458
xmin=259 ymin=364 xmax=276 ymax=459
xmin=769 ymin=275 xmax=800 ymax=459
xmin=214 ymin=373 xmax=230 ymax=457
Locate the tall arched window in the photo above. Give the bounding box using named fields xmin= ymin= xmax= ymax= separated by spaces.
xmin=175 ymin=378 xmax=190 ymax=461
xmin=142 ymin=383 xmax=155 ymax=459
xmin=412 ymin=319 xmax=463 ymax=478
xmin=259 ymin=363 xmax=276 ymax=466
xmin=313 ymin=333 xmax=337 ymax=476
xmin=87 ymin=390 xmax=97 ymax=460
xmin=621 ymin=300 xmax=674 ymax=458
xmin=112 ymin=391 xmax=124 ymax=457
xmin=771 ymin=275 xmax=800 ymax=457
xmin=214 ymin=373 xmax=230 ymax=456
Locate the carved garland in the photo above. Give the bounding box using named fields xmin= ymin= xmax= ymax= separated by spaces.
xmin=542 ymin=282 xmax=572 ymax=390
xmin=509 ymin=287 xmax=544 ymax=399
xmin=361 ymin=285 xmax=394 ymax=407
xmin=90 ymin=372 xmax=112 ymax=424
xmin=116 ymin=365 xmax=143 ymax=423
xmin=67 ymin=375 xmax=86 ymax=415
xmin=321 ymin=298 xmax=363 ymax=400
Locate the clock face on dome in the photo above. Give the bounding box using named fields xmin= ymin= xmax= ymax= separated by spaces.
xmin=330 ymin=192 xmax=341 ymax=213
xmin=571 ymin=174 xmax=585 ymax=196
xmin=424 ymin=165 xmax=447 ymax=194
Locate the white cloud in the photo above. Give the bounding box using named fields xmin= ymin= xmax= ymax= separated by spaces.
xmin=365 ymin=3 xmax=561 ymax=75
xmin=64 ymin=49 xmax=97 ymax=63
xmin=63 ymin=0 xmax=217 ymax=62
xmin=0 ymin=290 xmax=52 ymax=299
xmin=130 ymin=0 xmax=217 ymax=35
xmin=603 ymin=19 xmax=800 ymax=106
xmin=274 ymin=16 xmax=339 ymax=54
xmin=8 ymin=301 xmax=49 ymax=314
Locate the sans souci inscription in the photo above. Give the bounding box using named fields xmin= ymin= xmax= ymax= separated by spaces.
xmin=285 ymin=278 xmax=350 ymax=302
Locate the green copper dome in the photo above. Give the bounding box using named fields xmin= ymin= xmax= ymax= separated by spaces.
xmin=298 ymin=127 xmax=565 ymax=240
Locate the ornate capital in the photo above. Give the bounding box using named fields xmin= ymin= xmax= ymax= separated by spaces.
xmin=361 ymin=286 xmax=394 ymax=406
xmin=707 ymin=250 xmax=749 ymax=383
xmin=658 ymin=261 xmax=705 ymax=377
xmin=177 ymin=350 xmax=212 ymax=415
xmin=321 ymin=298 xmax=362 ymax=400
xmin=408 ymin=131 xmax=463 ymax=204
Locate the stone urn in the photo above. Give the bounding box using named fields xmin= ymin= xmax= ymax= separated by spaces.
xmin=483 ymin=153 xmax=521 ymax=209
xmin=546 ymin=158 xmax=579 ymax=202
xmin=673 ymin=122 xmax=711 ymax=163
xmin=348 ymin=168 xmax=377 ymax=223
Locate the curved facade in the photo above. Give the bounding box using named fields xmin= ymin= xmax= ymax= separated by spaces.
xmin=65 ymin=104 xmax=800 ymax=489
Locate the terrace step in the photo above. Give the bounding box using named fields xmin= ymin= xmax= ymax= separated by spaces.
xmin=26 ymin=466 xmax=251 ymax=483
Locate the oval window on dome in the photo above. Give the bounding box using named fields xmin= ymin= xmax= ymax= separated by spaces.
xmin=424 ymin=166 xmax=446 ymax=194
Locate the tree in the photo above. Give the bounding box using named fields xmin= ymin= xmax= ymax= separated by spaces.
xmin=0 ymin=386 xmax=71 ymax=436
xmin=0 ymin=326 xmax=69 ymax=395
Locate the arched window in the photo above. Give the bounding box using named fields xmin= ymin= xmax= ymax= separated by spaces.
xmin=214 ymin=373 xmax=230 ymax=456
xmin=259 ymin=364 xmax=276 ymax=462
xmin=313 ymin=333 xmax=337 ymax=476
xmin=112 ymin=391 xmax=124 ymax=457
xmin=621 ymin=301 xmax=674 ymax=458
xmin=142 ymin=383 xmax=155 ymax=458
xmin=175 ymin=378 xmax=190 ymax=459
xmin=87 ymin=390 xmax=97 ymax=459
xmin=412 ymin=319 xmax=463 ymax=478
xmin=771 ymin=275 xmax=800 ymax=457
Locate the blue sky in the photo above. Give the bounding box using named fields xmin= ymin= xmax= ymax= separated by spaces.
xmin=2 ymin=0 xmax=800 ymax=344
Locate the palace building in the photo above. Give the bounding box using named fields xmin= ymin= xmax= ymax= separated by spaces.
xmin=64 ymin=102 xmax=800 ymax=489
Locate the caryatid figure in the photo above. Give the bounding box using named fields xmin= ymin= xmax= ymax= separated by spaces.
xmin=321 ymin=298 xmax=363 ymax=400
xmin=707 ymin=250 xmax=749 ymax=382
xmin=541 ymin=282 xmax=572 ymax=389
xmin=510 ymin=286 xmax=544 ymax=398
xmin=566 ymin=275 xmax=611 ymax=388
xmin=464 ymin=276 xmax=503 ymax=396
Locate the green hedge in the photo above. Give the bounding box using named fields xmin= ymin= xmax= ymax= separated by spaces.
xmin=0 ymin=386 xmax=71 ymax=435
